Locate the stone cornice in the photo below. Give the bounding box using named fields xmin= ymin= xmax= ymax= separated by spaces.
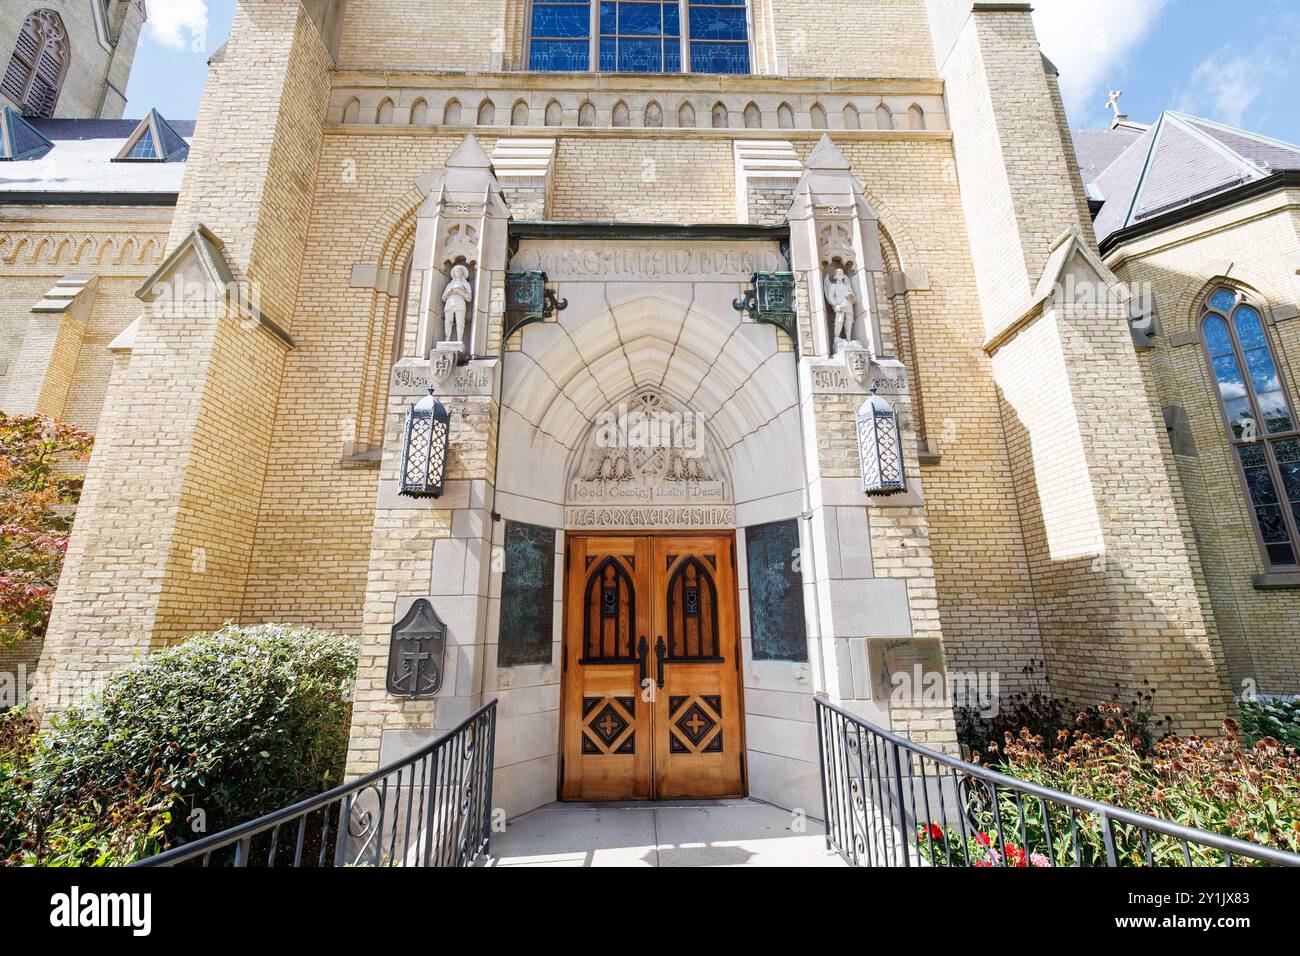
xmin=330 ymin=71 xmax=945 ymax=96
xmin=322 ymin=124 xmax=952 ymax=143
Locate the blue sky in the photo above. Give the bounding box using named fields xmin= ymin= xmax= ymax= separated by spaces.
xmin=125 ymin=0 xmax=1300 ymax=144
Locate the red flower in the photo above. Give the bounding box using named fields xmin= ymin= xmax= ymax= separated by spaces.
xmin=1005 ymin=845 xmax=1027 ymax=867
xmin=975 ymin=832 xmax=994 ymax=847
xmin=919 ymin=823 xmax=944 ymax=840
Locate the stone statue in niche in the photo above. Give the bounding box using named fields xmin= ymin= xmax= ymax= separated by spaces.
xmin=824 ymin=266 xmax=859 ymax=353
xmin=441 ymin=263 xmax=473 ymax=352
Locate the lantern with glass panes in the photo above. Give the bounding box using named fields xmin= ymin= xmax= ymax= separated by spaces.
xmin=856 ymin=390 xmax=906 ymax=496
xmin=399 ymin=390 xmax=451 ymax=498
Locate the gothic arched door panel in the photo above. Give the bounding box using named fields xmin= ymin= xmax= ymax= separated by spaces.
xmin=651 ymin=537 xmax=746 ymax=800
xmin=561 ymin=536 xmax=653 ymax=801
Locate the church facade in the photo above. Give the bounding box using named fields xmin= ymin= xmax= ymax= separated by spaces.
xmin=7 ymin=0 xmax=1293 ymax=819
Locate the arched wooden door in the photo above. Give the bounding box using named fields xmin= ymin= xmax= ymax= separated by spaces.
xmin=561 ymin=534 xmax=745 ymax=801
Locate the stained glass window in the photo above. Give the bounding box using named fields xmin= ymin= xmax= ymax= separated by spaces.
xmin=529 ymin=1 xmax=592 ymax=71
xmin=1201 ymin=287 xmax=1300 ymax=568
xmin=528 ymin=1 xmax=750 ymax=74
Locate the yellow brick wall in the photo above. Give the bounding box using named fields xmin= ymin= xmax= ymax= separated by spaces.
xmin=1112 ymin=189 xmax=1300 ymax=694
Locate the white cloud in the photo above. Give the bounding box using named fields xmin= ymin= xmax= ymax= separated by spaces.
xmin=1031 ymin=0 xmax=1168 ymax=120
xmin=1176 ymin=51 xmax=1273 ymax=126
xmin=144 ymin=0 xmax=210 ymax=52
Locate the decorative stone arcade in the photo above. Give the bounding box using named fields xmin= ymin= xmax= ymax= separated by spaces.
xmin=345 ymin=134 xmax=957 ymax=820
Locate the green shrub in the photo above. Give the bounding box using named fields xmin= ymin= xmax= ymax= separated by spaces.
xmin=1239 ymin=697 xmax=1300 ymax=751
xmin=1 ymin=709 xmax=173 ymax=866
xmin=28 ymin=623 xmax=357 ymax=849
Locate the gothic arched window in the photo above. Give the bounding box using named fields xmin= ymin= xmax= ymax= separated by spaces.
xmin=528 ymin=1 xmax=751 ymax=75
xmin=1201 ymin=286 xmax=1300 ymax=567
xmin=3 ymin=10 xmax=69 ymax=118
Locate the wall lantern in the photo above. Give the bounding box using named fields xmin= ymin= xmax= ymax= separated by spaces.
xmin=857 ymin=390 xmax=906 ymax=496
xmin=733 ymin=271 xmax=798 ymax=349
xmin=399 ymin=389 xmax=451 ymax=498
xmin=387 ymin=598 xmax=447 ymax=699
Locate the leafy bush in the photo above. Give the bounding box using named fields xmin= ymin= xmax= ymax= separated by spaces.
xmin=919 ymin=712 xmax=1300 ymax=867
xmin=25 ymin=623 xmax=357 ymax=850
xmin=1239 ymin=697 xmax=1300 ymax=751
xmin=0 ymin=709 xmax=173 ymax=866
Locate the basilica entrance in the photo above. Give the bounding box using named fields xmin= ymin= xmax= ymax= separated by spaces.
xmin=560 ymin=533 xmax=746 ymax=801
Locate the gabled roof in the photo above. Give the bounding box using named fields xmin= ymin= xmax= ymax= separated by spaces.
xmin=114 ymin=110 xmax=190 ymax=162
xmin=0 ymin=107 xmax=54 ymax=161
xmin=1083 ymin=111 xmax=1300 ymax=244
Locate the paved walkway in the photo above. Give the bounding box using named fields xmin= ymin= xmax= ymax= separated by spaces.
xmin=487 ymin=799 xmax=846 ymax=867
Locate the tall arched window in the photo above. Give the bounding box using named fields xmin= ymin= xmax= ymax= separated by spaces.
xmin=3 ymin=10 xmax=69 ymax=118
xmin=1201 ymin=286 xmax=1300 ymax=567
xmin=528 ymin=1 xmax=750 ymax=74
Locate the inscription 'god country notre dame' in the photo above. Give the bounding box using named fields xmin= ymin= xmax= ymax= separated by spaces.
xmin=511 ymin=240 xmax=786 ymax=282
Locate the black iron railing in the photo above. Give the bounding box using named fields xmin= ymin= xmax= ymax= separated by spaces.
xmin=135 ymin=700 xmax=497 ymax=868
xmin=815 ymin=697 xmax=1300 ymax=868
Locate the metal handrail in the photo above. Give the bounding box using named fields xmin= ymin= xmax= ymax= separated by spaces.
xmin=135 ymin=700 xmax=498 ymax=868
xmin=816 ymin=696 xmax=1300 ymax=868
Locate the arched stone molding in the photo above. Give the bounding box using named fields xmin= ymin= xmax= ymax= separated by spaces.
xmin=496 ymin=288 xmax=803 ymax=528
xmin=1170 ymin=266 xmax=1291 ymax=339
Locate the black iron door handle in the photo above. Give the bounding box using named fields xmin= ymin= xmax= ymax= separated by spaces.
xmin=655 ymin=636 xmax=667 ymax=690
xmin=637 ymin=636 xmax=649 ymax=687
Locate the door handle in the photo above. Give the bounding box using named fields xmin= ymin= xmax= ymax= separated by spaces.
xmin=637 ymin=636 xmax=649 ymax=687
xmin=655 ymin=636 xmax=667 ymax=690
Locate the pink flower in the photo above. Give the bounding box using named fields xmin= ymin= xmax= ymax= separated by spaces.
xmin=1030 ymin=852 xmax=1051 ymax=868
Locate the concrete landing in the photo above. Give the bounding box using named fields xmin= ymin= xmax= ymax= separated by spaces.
xmin=486 ymin=799 xmax=846 ymax=867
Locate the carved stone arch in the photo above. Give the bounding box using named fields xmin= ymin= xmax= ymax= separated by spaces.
xmin=477 ymin=98 xmax=496 ymax=126
xmin=376 ymin=98 xmax=395 ymax=124
xmin=511 ymin=99 xmax=530 ymax=126
xmin=73 ymin=236 xmax=94 ymax=264
xmin=612 ymin=100 xmax=630 ymax=127
xmin=777 ymin=103 xmax=795 ymax=129
xmin=878 ymin=222 xmax=928 ymax=442
xmin=544 ymin=99 xmax=563 ymax=126
xmin=743 ymin=102 xmax=761 ymax=128
xmin=92 ymin=237 xmax=112 ymax=266
xmin=810 ymin=103 xmax=828 ymax=129
xmin=677 ymin=101 xmax=695 ymax=128
xmin=1171 ymin=272 xmax=1286 ymax=349
xmin=875 ymin=102 xmax=893 ymax=130
xmin=644 ymin=100 xmax=663 ymax=128
xmin=842 ymin=103 xmax=860 ymax=129
xmin=141 ymin=237 xmax=161 ymax=266
xmin=28 ymin=237 xmax=51 ymax=265
xmin=711 ymin=102 xmax=729 ymax=128
xmin=908 ymin=103 xmax=926 ymax=130
xmin=342 ymin=97 xmax=361 ymax=123
xmin=409 ymin=98 xmax=429 ymax=125
xmin=578 ymin=100 xmax=596 ymax=127
xmin=442 ymin=97 xmax=462 ymax=125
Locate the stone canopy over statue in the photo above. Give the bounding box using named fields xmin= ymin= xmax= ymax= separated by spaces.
xmin=824 ymin=266 xmax=863 ymax=354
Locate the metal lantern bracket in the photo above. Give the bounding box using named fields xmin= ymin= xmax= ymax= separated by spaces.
xmin=504 ymin=269 xmax=567 ymax=342
xmin=386 ymin=598 xmax=447 ymax=699
xmin=733 ymin=271 xmax=798 ymax=355
xmin=399 ymin=390 xmax=451 ymax=498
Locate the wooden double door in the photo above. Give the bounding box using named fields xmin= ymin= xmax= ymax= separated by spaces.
xmin=561 ymin=533 xmax=746 ymax=801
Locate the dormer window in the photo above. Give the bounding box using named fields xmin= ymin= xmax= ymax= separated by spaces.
xmin=113 ymin=110 xmax=190 ymax=163
xmin=528 ymin=1 xmax=751 ymax=74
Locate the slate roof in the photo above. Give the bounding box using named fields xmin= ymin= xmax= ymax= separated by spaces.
xmin=1077 ymin=112 xmax=1300 ymax=245
xmin=0 ymin=116 xmax=194 ymax=199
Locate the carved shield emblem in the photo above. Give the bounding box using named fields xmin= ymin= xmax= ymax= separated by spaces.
xmin=430 ymin=348 xmax=457 ymax=386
